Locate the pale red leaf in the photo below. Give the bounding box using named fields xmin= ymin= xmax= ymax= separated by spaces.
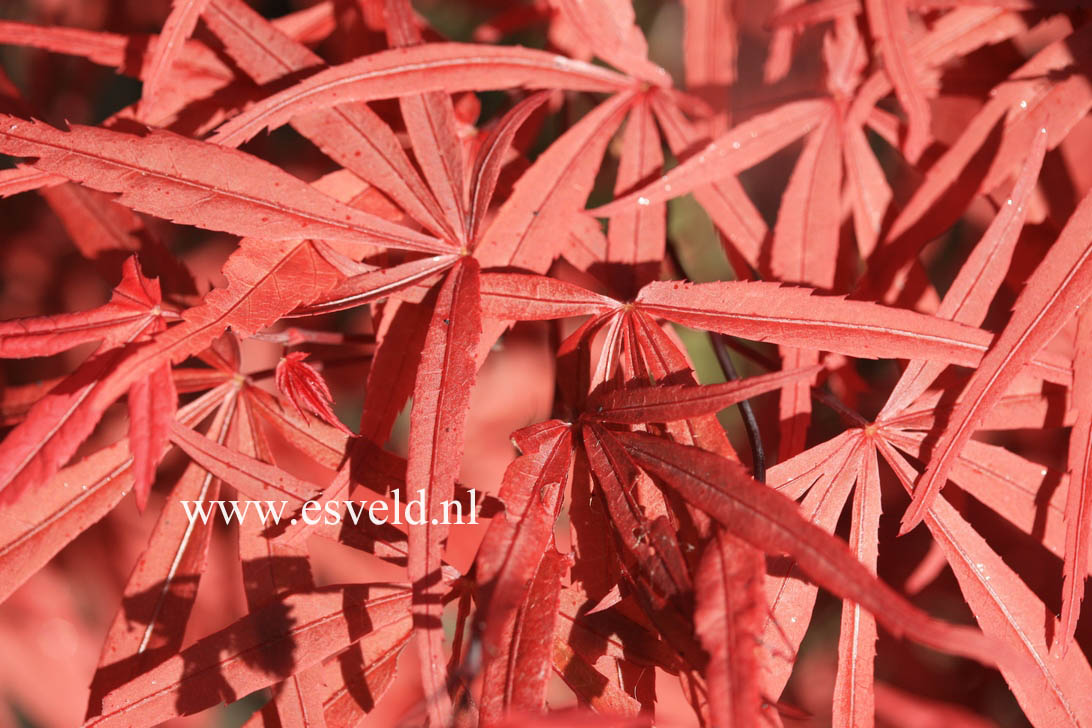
xmin=168 ymin=420 xmax=318 ymax=504
xmin=768 ymin=429 xmax=861 ymax=500
xmin=0 ymin=116 xmax=446 ymax=255
xmin=478 ymin=272 xmax=619 ymax=321
xmin=0 ymin=385 xmax=226 ymax=604
xmin=873 ymin=681 xmax=1000 ymax=728
xmin=636 ymin=280 xmax=1034 ymax=368
xmin=0 ymin=378 xmax=62 ymax=425
xmin=475 ymin=91 xmax=634 ymax=272
xmin=607 ymin=97 xmax=666 ymax=295
xmin=680 ymin=0 xmax=737 ymax=97
xmin=262 ymin=0 xmax=335 ymax=42
xmin=880 ymin=127 xmax=1047 ymax=418
xmin=201 ymin=0 xmax=451 ymax=238
xmin=292 ymin=254 xmax=458 ymax=317
xmin=0 ymin=20 xmax=130 ymax=67
xmin=765 ymin=0 xmax=806 ymax=83
xmin=0 ymin=237 xmax=344 ymax=502
xmin=491 ymin=712 xmax=648 ymax=728
xmin=902 ymin=186 xmax=1092 ymax=534
xmin=86 ymin=388 xmax=236 ymax=719
xmin=777 ymin=348 xmax=818 ymax=462
xmin=769 ymin=108 xmax=841 ymax=289
xmin=1061 ymin=307 xmax=1092 ymax=653
xmin=0 ymin=345 xmax=133 ymax=504
xmin=977 ymin=44 xmax=1092 ymax=199
xmin=552 ymin=0 xmax=671 ymax=86
xmin=832 ymin=445 xmax=882 ymax=728
xmin=357 ymin=298 xmax=433 ymax=444
xmin=231 ymin=396 xmax=325 ymax=728
xmin=385 ymin=0 xmax=469 ymax=244
xmin=320 ymin=628 xmax=410 ymax=726
xmin=881 ymin=442 xmax=1092 ymax=728
xmin=40 ymin=184 xmax=197 ymax=295
xmin=39 ymin=183 xmax=140 ymax=257
xmin=467 ymin=91 xmax=550 ymax=242
xmin=97 ymin=237 xmax=344 ymax=429
xmin=881 ymin=429 xmax=1078 ymax=570
xmin=210 ymin=44 xmax=630 ymax=147
xmin=140 ymin=0 xmax=212 ymax=118
xmin=91 ymin=586 xmax=412 ymax=727
xmin=864 ymin=0 xmax=930 ymax=160
xmin=761 ymin=434 xmax=862 ymax=697
xmin=649 ymin=92 xmax=767 ymax=267
xmin=768 ymin=107 xmax=840 ymax=460
xmin=0 ymin=256 xmax=166 ymax=358
xmin=842 ymin=120 xmax=892 ymax=258
xmin=591 ymin=99 xmax=832 ymax=216
xmin=245 ymin=385 xmax=347 ymax=471
xmin=0 ymin=166 xmax=63 ymax=197
xmin=873 ymin=21 xmax=1089 ymax=278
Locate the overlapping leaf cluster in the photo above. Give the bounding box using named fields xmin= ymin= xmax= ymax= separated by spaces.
xmin=1 ymin=0 xmax=1091 ymax=726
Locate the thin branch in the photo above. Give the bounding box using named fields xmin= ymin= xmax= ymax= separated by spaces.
xmin=711 ymin=332 xmax=768 ymax=482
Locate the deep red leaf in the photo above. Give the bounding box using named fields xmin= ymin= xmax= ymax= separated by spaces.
xmin=610 ymin=428 xmax=1005 ymax=670
xmin=127 ymin=359 xmax=178 ymax=511
xmin=274 ymin=351 xmax=352 ymax=435
xmin=405 ymin=257 xmax=482 ymax=726
xmin=586 ymin=364 xmax=822 ymax=424
xmin=475 ymin=421 xmax=572 ymax=657
xmin=695 ymin=532 xmax=764 ymax=728
xmin=481 ymin=548 xmax=568 ymax=724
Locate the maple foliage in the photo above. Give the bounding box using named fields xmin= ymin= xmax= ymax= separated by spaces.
xmin=1 ymin=0 xmax=1091 ymax=726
